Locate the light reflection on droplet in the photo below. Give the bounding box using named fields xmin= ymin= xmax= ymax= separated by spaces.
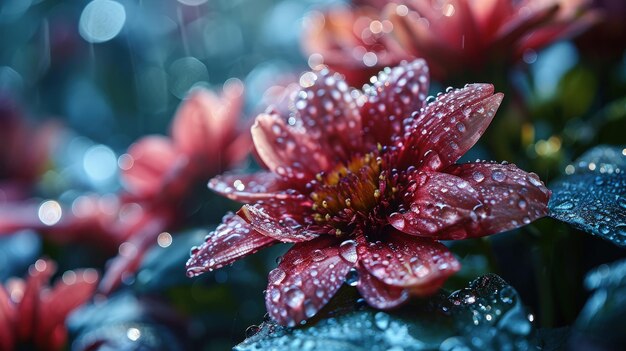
xmin=308 ymin=53 xmax=324 ymax=69
xmin=38 ymin=200 xmax=62 ymax=226
xmin=363 ymin=52 xmax=378 ymax=67
xmin=233 ymin=179 xmax=245 ymax=191
xmin=369 ymin=20 xmax=383 ymax=34
xmin=157 ymin=232 xmax=173 ymax=248
xmin=168 ymin=57 xmax=209 ymax=99
xmin=84 ymin=145 xmax=117 ymax=183
xmin=299 ymin=72 xmax=317 ymax=88
xmin=79 ymin=0 xmax=126 ymax=43
xmin=177 ymin=0 xmax=208 ymax=5
xmin=83 ymin=268 xmax=99 ymax=284
xmin=126 ymin=327 xmax=141 ymax=341
xmin=396 ymin=4 xmax=409 ymax=16
xmin=62 ymin=270 xmax=77 ymax=284
xmin=118 ymin=153 xmax=134 ymax=170
xmin=119 ymin=242 xmax=137 ymax=257
xmin=523 ymin=49 xmax=537 ymax=64
xmin=35 ymin=259 xmax=47 ymax=272
xmin=443 ymin=3 xmax=455 ymax=17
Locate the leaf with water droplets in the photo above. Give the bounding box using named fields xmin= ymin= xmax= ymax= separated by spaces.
xmin=237 ymin=274 xmax=539 ymax=351
xmin=67 ymin=292 xmax=187 ymax=351
xmin=572 ymin=258 xmax=626 ymax=350
xmin=548 ymin=146 xmax=626 ymax=246
xmin=266 ymin=236 xmax=353 ymax=327
xmin=185 ymin=213 xmax=277 ymax=276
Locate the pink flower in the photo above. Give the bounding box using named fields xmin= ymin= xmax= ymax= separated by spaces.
xmin=0 ymin=81 xmax=251 ymax=295
xmin=121 ymin=79 xmax=250 ymax=202
xmin=303 ymin=0 xmax=599 ymax=84
xmin=186 ymin=60 xmax=551 ymax=326
xmin=0 ymin=259 xmax=98 ymax=351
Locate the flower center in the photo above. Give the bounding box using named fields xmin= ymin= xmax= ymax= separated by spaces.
xmin=308 ymin=151 xmax=394 ymax=236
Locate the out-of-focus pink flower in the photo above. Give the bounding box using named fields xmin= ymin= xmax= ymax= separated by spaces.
xmin=303 ymin=0 xmax=599 ymax=84
xmin=0 ymin=259 xmax=98 ymax=351
xmin=0 ymin=81 xmax=251 ymax=295
xmin=186 ymin=60 xmax=551 ymax=326
xmin=121 ymin=79 xmax=250 ymax=202
xmin=0 ymin=95 xmax=59 ymax=202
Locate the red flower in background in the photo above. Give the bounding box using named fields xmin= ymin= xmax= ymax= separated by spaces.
xmin=186 ymin=60 xmax=551 ymax=326
xmin=121 ymin=79 xmax=250 ymax=201
xmin=0 ymin=95 xmax=59 ymax=202
xmin=303 ymin=0 xmax=599 ymax=84
xmin=0 ymin=81 xmax=251 ymax=294
xmin=0 ymin=259 xmax=98 ymax=351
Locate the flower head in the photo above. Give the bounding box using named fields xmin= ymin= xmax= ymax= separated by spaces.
xmin=187 ymin=59 xmax=551 ymax=326
xmin=304 ymin=0 xmax=599 ymax=83
xmin=0 ymin=259 xmax=98 ymax=351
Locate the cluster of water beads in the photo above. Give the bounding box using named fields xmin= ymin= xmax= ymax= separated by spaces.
xmin=549 ymin=146 xmax=626 ymax=245
xmin=238 ymin=274 xmax=536 ymax=351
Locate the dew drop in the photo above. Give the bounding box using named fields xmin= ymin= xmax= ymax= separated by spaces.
xmin=339 ymin=240 xmax=358 ymax=263
xmin=491 ymin=170 xmax=506 ymax=182
xmin=268 ymin=268 xmax=286 ymax=286
xmin=285 ymin=287 xmax=305 ymax=308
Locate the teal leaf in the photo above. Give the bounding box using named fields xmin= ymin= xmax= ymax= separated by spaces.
xmin=548 ymin=145 xmax=626 ymax=246
xmin=235 ymin=274 xmax=539 ymax=351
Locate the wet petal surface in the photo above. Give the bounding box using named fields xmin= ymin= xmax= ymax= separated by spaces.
xmin=266 ymin=236 xmax=353 ymax=326
xmin=186 ymin=213 xmax=277 ymax=276
xmin=360 ymin=59 xmax=429 ymax=150
xmin=357 ymin=229 xmax=460 ymax=293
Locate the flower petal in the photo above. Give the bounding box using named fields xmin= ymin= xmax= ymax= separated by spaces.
xmin=357 ymin=230 xmax=460 ymax=294
xmin=251 ymin=112 xmax=331 ymax=181
xmin=356 ymin=266 xmax=409 ymax=309
xmin=121 ymin=136 xmax=179 ymax=198
xmin=266 ymin=236 xmax=353 ymax=326
xmin=186 ymin=213 xmax=277 ymax=276
xmin=37 ymin=269 xmax=98 ymax=350
xmin=238 ymin=200 xmax=320 ymax=243
xmin=0 ymin=286 xmax=15 ymax=351
xmin=399 ymin=84 xmax=503 ymax=172
xmin=361 ymin=59 xmax=430 ymax=150
xmin=171 ymin=84 xmax=243 ymax=158
xmin=292 ymin=68 xmax=362 ymax=161
xmin=444 ymin=162 xmax=551 ymax=236
xmin=98 ymin=214 xmax=170 ymax=295
xmin=17 ymin=259 xmax=56 ymax=341
xmin=209 ymin=171 xmax=302 ymax=203
xmin=389 ymin=171 xmax=483 ymax=240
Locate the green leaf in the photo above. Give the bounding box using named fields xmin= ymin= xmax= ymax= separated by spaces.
xmin=548 ymin=145 xmax=626 ymax=246
xmin=235 ymin=274 xmax=539 ymax=351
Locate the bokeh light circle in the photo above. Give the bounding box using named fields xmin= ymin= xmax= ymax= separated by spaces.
xmin=79 ymin=0 xmax=126 ymax=43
